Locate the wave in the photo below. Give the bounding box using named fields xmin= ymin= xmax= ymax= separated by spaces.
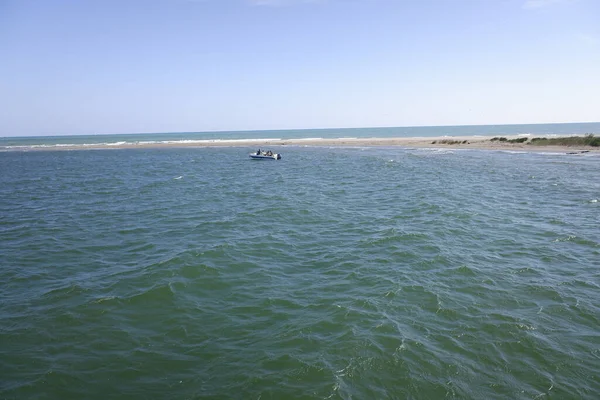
xmin=1 ymin=138 xmax=286 ymax=150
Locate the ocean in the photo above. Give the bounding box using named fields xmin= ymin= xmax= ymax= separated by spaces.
xmin=1 ymin=122 xmax=600 ymax=150
xmin=1 ymin=124 xmax=599 ymax=399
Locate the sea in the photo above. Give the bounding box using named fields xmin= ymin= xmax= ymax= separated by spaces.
xmin=1 ymin=122 xmax=600 ymax=150
xmin=1 ymin=123 xmax=599 ymax=399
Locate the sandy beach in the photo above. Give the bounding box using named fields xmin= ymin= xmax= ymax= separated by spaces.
xmin=23 ymin=135 xmax=599 ymax=153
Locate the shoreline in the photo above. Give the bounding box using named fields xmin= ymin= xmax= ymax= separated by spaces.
xmin=3 ymin=135 xmax=599 ymax=153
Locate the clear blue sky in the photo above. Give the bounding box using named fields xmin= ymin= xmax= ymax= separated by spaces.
xmin=1 ymin=0 xmax=598 ymax=136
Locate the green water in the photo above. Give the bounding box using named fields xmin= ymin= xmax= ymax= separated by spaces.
xmin=1 ymin=146 xmax=599 ymax=399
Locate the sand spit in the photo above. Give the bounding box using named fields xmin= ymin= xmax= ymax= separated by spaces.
xmin=8 ymin=135 xmax=600 ymax=153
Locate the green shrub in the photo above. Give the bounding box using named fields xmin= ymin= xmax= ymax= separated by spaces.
xmin=528 ymin=134 xmax=599 ymax=147
xmin=507 ymin=137 xmax=528 ymax=143
xmin=530 ymin=137 xmax=547 ymax=143
xmin=433 ymin=139 xmax=470 ymax=145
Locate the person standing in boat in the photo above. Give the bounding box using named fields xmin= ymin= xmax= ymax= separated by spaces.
xmin=256 ymin=149 xmax=261 ymax=155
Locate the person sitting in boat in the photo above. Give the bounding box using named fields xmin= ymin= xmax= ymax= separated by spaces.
xmin=266 ymin=150 xmax=273 ymax=156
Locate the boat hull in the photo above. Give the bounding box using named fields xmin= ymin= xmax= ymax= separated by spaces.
xmin=249 ymin=153 xmax=281 ymax=160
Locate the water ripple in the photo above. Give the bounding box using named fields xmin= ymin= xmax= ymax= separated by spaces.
xmin=1 ymin=147 xmax=599 ymax=399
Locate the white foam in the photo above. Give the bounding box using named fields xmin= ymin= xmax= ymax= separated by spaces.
xmin=412 ymin=148 xmax=456 ymax=155
xmin=144 ymin=138 xmax=283 ymax=145
xmin=2 ymin=137 xmax=286 ymax=150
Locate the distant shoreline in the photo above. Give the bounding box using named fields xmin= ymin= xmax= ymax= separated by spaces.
xmin=3 ymin=135 xmax=600 ymax=153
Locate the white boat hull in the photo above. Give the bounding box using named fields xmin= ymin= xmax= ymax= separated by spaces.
xmin=249 ymin=153 xmax=281 ymax=160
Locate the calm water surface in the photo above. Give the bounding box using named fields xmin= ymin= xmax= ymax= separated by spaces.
xmin=1 ymin=146 xmax=599 ymax=399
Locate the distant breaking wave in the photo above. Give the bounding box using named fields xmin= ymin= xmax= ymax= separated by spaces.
xmin=1 ymin=138 xmax=287 ymax=150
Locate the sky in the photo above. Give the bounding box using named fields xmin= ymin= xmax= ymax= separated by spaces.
xmin=0 ymin=0 xmax=598 ymax=136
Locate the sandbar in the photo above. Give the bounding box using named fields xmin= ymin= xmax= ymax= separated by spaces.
xmin=9 ymin=135 xmax=600 ymax=153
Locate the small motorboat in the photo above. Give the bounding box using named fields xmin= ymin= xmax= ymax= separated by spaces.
xmin=249 ymin=150 xmax=281 ymax=160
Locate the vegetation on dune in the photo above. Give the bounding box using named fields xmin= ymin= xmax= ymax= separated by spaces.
xmin=528 ymin=134 xmax=600 ymax=147
xmin=431 ymin=134 xmax=600 ymax=147
xmin=509 ymin=137 xmax=528 ymax=143
xmin=488 ymin=135 xmax=600 ymax=146
xmin=431 ymin=139 xmax=469 ymax=145
xmin=491 ymin=137 xmax=528 ymax=143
